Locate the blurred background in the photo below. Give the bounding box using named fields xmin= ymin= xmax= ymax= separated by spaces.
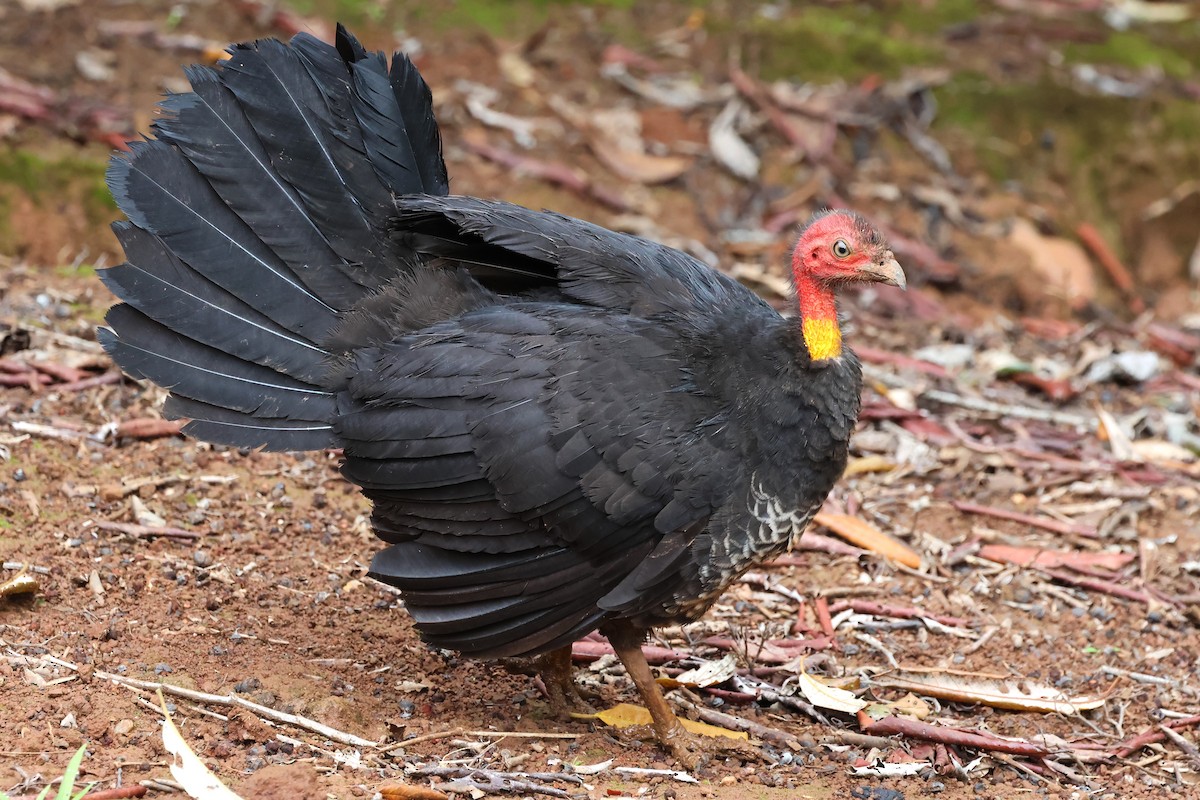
xmin=0 ymin=0 xmax=1197 ymax=325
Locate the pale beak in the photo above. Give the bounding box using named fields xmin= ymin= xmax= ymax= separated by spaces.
xmin=861 ymin=254 xmax=906 ymax=290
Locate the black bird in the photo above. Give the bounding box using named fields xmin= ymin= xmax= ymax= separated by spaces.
xmin=101 ymin=25 xmax=904 ymax=762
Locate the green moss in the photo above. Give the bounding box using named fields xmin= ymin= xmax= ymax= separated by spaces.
xmin=1064 ymin=29 xmax=1197 ymax=79
xmin=730 ymin=5 xmax=943 ymax=83
xmin=291 ymin=0 xmax=636 ymax=36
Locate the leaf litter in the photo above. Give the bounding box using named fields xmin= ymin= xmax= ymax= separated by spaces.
xmin=0 ymin=0 xmax=1199 ymax=798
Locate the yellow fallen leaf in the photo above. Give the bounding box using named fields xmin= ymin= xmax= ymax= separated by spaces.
xmin=843 ymin=456 xmax=896 ymax=477
xmin=796 ymin=671 xmax=868 ymax=715
xmin=572 ymin=703 xmax=747 ymax=740
xmin=812 ymin=513 xmax=921 ymax=569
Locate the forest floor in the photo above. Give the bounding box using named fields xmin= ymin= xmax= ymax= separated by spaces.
xmin=1 ymin=1 xmax=1199 ymax=799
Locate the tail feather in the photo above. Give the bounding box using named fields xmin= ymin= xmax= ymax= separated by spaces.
xmin=152 ymin=66 xmax=361 ymax=306
xmin=224 ymin=37 xmax=393 ymax=275
xmin=107 ymin=141 xmax=339 ymax=341
xmin=104 ymin=29 xmax=454 ymax=454
xmin=163 ymin=395 xmax=336 ymax=452
xmin=100 ymin=305 xmax=336 ymax=421
xmin=103 ymin=223 xmax=327 ymax=382
xmin=389 ymin=52 xmax=449 ymax=195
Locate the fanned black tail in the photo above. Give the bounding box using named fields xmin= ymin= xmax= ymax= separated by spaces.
xmin=101 ymin=25 xmax=448 ymax=451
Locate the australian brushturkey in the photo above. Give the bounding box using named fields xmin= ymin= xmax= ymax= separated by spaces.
xmin=101 ymin=26 xmax=904 ymax=761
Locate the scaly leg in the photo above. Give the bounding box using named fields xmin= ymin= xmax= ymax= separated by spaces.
xmin=602 ymin=621 xmax=699 ymax=767
xmin=534 ymin=644 xmax=595 ymax=719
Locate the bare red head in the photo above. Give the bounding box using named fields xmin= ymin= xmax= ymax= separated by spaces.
xmin=789 ymin=210 xmax=905 ymax=361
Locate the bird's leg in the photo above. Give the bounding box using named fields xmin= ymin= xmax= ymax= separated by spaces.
xmin=534 ymin=644 xmax=595 ymax=719
xmin=602 ymin=622 xmax=697 ymax=766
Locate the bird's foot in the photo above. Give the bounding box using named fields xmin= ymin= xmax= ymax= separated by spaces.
xmin=534 ymin=646 xmax=596 ymax=720
xmin=616 ymin=720 xmax=758 ymax=771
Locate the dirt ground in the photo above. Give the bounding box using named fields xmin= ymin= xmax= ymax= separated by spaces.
xmin=2 ymin=1 xmax=1200 ymax=799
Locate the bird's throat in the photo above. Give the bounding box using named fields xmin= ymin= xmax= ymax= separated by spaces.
xmin=794 ymin=275 xmax=842 ymax=361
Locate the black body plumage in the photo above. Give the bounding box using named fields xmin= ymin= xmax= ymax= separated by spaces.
xmin=102 ymin=27 xmax=862 ymax=658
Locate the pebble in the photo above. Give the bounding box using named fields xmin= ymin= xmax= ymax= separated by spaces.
xmin=193 ymin=550 xmax=213 ymax=568
xmin=234 ymin=677 xmax=262 ymax=694
xmin=113 ymin=718 xmax=134 ymax=736
xmin=154 ymin=663 xmax=172 ymax=675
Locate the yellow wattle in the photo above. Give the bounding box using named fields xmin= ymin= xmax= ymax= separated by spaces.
xmin=801 ymin=317 xmax=842 ymax=361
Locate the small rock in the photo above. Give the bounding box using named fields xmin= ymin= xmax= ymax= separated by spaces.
xmin=154 ymin=663 xmax=173 ymax=675
xmin=113 ymin=718 xmax=134 ymax=736
xmin=193 ymin=550 xmax=214 ymax=568
xmin=60 ymin=712 xmax=77 ymax=728
xmin=234 ymin=677 xmax=262 ymax=694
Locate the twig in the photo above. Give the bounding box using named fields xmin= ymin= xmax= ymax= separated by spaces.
xmin=1115 ymin=715 xmax=1200 ymax=758
xmin=826 ymin=599 xmax=971 ymax=628
xmin=1076 ymin=222 xmax=1144 ymax=313
xmin=1157 ymin=725 xmax=1200 ymax=773
xmin=462 ymin=137 xmax=631 ymax=212
xmin=407 ymin=767 xmax=573 ymax=798
xmin=673 ymin=691 xmax=802 ymax=750
xmin=922 ymin=389 xmax=1090 ymax=427
xmin=10 ymin=788 xmax=146 ymax=800
xmin=115 ymin=418 xmax=183 ymax=440
xmin=1038 ymin=568 xmax=1156 ymax=605
xmin=27 ymin=361 xmax=89 ymax=384
xmin=385 ymin=729 xmax=578 ymax=753
xmin=90 ymin=520 xmax=202 ymax=541
xmin=859 ymin=712 xmax=1052 ymax=757
xmin=56 ymin=371 xmax=123 ymax=392
xmin=96 ymin=671 xmax=378 ymax=748
xmin=951 ymin=500 xmax=1099 ymax=538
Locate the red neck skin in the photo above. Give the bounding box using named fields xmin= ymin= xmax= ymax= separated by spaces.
xmin=791 ymin=254 xmax=843 ymax=361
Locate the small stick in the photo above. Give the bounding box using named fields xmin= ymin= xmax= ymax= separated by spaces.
xmin=814 ymin=596 xmax=835 ymax=638
xmin=1039 ymin=567 xmax=1156 ymax=605
xmin=0 ymin=373 xmax=51 ymax=387
xmin=673 ymin=691 xmax=802 ymax=751
xmin=9 ymin=787 xmax=147 ymax=800
xmin=56 ymin=371 xmax=123 ymax=392
xmin=1157 ymin=725 xmax=1200 ymax=773
xmin=1115 ymin=715 xmax=1200 ymax=758
xmin=462 ymin=137 xmax=631 ymax=212
xmin=115 ymin=418 xmax=183 ymax=440
xmin=859 ymin=712 xmax=1052 ymax=757
xmin=922 ymin=389 xmax=1090 ymax=427
xmin=27 ymin=361 xmax=89 ymax=383
xmin=729 ymin=66 xmax=816 ymax=156
xmin=1076 ymin=222 xmax=1144 ymax=313
xmin=826 ymin=599 xmax=971 ymax=628
xmin=97 ymin=671 xmax=377 ymax=748
xmin=951 ymin=500 xmax=1099 ymax=538
xmin=91 ymin=520 xmax=202 ymax=541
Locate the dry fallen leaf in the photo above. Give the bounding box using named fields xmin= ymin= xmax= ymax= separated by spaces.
xmin=1009 ymin=218 xmax=1095 ymax=308
xmin=574 ymin=703 xmax=748 ymax=740
xmin=873 ymin=669 xmax=1109 ymax=714
xmin=796 ymin=671 xmax=868 ymax=715
xmin=1095 ymin=405 xmax=1137 ymax=461
xmin=0 ymin=571 xmax=39 ymax=599
xmin=590 ymin=139 xmax=693 ymax=185
xmin=379 ymin=785 xmax=451 ymax=800
xmin=843 ymin=455 xmax=896 ymax=477
xmin=662 ymin=654 xmax=737 ymax=688
xmin=160 ymin=689 xmax=246 ymax=799
xmin=812 ymin=513 xmax=921 ymax=568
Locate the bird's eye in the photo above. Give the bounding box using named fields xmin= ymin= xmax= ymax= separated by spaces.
xmin=832 ymin=239 xmax=851 ymax=259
